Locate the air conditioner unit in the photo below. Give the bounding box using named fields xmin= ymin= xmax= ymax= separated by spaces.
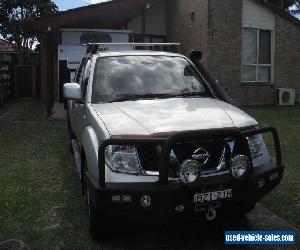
xmin=276 ymin=88 xmax=296 ymax=106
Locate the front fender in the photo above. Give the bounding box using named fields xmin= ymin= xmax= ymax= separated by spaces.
xmin=81 ymin=126 xmax=101 ymax=179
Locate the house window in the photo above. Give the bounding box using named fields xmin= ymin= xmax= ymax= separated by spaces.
xmin=242 ymin=27 xmax=272 ymax=82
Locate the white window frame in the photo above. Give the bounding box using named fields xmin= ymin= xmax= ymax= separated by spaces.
xmin=241 ymin=27 xmax=275 ymax=83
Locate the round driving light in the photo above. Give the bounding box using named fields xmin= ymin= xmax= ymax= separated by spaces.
xmin=140 ymin=195 xmax=152 ymax=208
xmin=230 ymin=155 xmax=250 ymax=179
xmin=179 ymin=160 xmax=201 ymax=184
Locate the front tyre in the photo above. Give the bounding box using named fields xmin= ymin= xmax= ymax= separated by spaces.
xmin=87 ymin=190 xmax=101 ymax=241
xmin=86 ymin=188 xmax=111 ymax=241
xmin=67 ymin=111 xmax=76 ymax=154
xmin=83 ymin=160 xmax=111 ymax=241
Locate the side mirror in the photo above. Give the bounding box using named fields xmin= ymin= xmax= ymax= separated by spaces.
xmin=63 ymin=83 xmax=82 ymax=101
xmin=190 ymin=50 xmax=202 ymax=63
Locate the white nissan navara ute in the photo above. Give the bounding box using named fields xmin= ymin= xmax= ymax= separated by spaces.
xmin=64 ymin=44 xmax=284 ymax=241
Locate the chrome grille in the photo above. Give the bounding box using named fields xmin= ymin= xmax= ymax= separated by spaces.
xmin=137 ymin=140 xmax=232 ymax=174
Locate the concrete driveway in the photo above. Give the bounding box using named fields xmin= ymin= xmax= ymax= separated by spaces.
xmin=90 ymin=203 xmax=299 ymax=250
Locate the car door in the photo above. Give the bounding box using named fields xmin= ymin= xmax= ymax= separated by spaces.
xmin=73 ymin=58 xmax=92 ymax=143
xmin=69 ymin=59 xmax=85 ymax=136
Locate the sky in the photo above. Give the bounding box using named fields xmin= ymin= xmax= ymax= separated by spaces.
xmin=53 ymin=0 xmax=111 ymax=11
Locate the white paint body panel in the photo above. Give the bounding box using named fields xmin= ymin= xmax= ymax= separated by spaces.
xmin=242 ymin=0 xmax=275 ymax=29
xmin=81 ymin=126 xmax=100 ymax=179
xmin=80 ymin=97 xmax=260 ymax=183
xmin=92 ymin=98 xmax=257 ymax=136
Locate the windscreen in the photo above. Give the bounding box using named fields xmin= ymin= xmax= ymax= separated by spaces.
xmin=92 ymin=56 xmax=210 ymax=103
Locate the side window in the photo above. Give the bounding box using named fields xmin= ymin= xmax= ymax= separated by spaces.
xmin=81 ymin=59 xmax=92 ymax=99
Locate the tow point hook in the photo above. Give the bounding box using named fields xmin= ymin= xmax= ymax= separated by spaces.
xmin=206 ymin=208 xmax=217 ymax=221
xmin=195 ymin=202 xmax=220 ymax=221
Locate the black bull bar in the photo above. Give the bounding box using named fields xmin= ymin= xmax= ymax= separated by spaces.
xmin=98 ymin=126 xmax=282 ymax=188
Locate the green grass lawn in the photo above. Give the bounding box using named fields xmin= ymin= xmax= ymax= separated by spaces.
xmin=0 ymin=110 xmax=96 ymax=248
xmin=244 ymin=106 xmax=300 ymax=228
xmin=0 ymin=99 xmax=17 ymax=117
xmin=0 ymin=102 xmax=299 ymax=249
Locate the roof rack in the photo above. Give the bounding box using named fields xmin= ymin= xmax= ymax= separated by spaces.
xmin=84 ymin=43 xmax=181 ymax=54
xmin=87 ymin=43 xmax=181 ymax=46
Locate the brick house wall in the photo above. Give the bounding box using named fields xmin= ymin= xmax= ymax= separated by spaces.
xmin=166 ymin=0 xmax=300 ymax=105
xmin=206 ymin=0 xmax=244 ymax=103
xmin=166 ymin=0 xmax=209 ymax=64
xmin=274 ymin=16 xmax=300 ymax=103
xmin=208 ymin=0 xmax=279 ymax=105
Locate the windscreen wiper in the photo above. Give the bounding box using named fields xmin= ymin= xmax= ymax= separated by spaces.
xmin=110 ymin=93 xmax=177 ymax=102
xmin=172 ymin=92 xmax=206 ymax=98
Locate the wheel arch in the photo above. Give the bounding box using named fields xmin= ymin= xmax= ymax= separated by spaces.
xmin=81 ymin=126 xmax=100 ymax=180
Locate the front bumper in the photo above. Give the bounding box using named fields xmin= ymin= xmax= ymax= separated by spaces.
xmin=86 ymin=160 xmax=284 ymax=219
xmin=87 ymin=126 xmax=283 ymax=220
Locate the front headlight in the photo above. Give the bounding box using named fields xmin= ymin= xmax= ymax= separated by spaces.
xmin=105 ymin=145 xmax=141 ymax=174
xmin=248 ymin=134 xmax=263 ymax=158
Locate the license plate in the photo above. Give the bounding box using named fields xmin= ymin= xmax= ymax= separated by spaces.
xmin=193 ymin=189 xmax=233 ymax=203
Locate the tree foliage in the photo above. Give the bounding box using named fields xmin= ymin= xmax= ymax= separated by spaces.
xmin=0 ymin=0 xmax=58 ymax=53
